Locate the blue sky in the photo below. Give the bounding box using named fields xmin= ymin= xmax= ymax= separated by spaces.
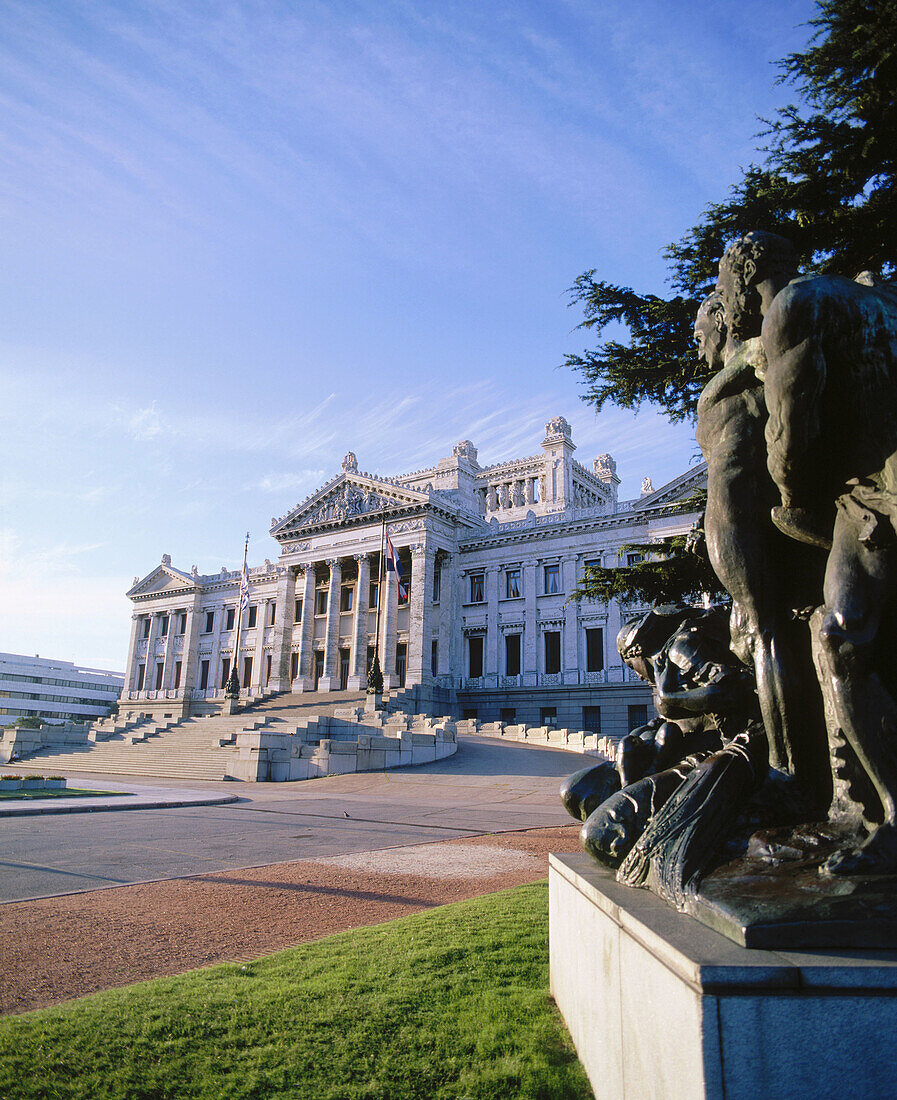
xmin=0 ymin=0 xmax=816 ymax=669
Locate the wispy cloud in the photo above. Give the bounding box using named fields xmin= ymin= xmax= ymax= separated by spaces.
xmin=128 ymin=402 xmax=163 ymax=440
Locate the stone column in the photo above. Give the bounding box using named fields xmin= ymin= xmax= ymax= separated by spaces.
xmin=296 ymin=564 xmax=317 ymax=690
xmin=123 ymin=613 xmax=141 ymax=697
xmin=160 ymin=610 xmax=178 ymax=693
xmin=252 ymin=597 xmax=268 ymax=694
xmin=485 ymin=564 xmax=500 ymax=687
xmin=523 ymin=562 xmax=538 ymax=686
xmin=563 ymin=555 xmax=580 ymax=685
xmin=141 ymin=613 xmax=159 ymax=696
xmin=437 ymin=552 xmax=454 ymax=682
xmin=209 ymin=603 xmax=224 ymax=695
xmin=348 ymin=553 xmax=371 ymax=689
xmin=380 ymin=557 xmax=398 ymax=688
xmin=318 ymin=558 xmax=342 ymax=691
xmin=407 ymin=544 xmax=436 ymax=686
xmin=180 ymin=598 xmax=203 ymax=707
xmin=269 ymin=567 xmax=297 ymax=692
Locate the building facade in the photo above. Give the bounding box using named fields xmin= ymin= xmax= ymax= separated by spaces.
xmin=0 ymin=652 xmax=124 ymax=725
xmin=121 ymin=417 xmax=705 ymax=740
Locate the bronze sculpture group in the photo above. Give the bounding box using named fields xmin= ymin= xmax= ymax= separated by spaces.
xmin=564 ymin=232 xmax=897 ymax=927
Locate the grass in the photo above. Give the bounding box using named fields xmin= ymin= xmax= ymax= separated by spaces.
xmin=0 ymin=787 xmax=128 ymax=801
xmin=0 ymin=881 xmax=590 ymax=1100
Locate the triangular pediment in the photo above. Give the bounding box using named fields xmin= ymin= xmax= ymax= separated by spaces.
xmin=635 ymin=462 xmax=708 ymax=510
xmin=127 ymin=564 xmax=199 ymax=598
xmin=270 ymin=473 xmax=431 ymax=539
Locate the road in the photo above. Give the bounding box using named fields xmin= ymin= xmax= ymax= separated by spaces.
xmin=0 ymin=736 xmax=588 ymax=902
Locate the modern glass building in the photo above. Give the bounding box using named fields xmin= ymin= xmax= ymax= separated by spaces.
xmin=0 ymin=652 xmax=124 ymax=725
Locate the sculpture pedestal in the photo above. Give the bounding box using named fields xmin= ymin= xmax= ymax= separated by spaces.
xmin=549 ymin=853 xmax=897 ymax=1100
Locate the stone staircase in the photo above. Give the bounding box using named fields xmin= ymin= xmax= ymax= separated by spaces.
xmin=2 ymin=688 xmax=606 ymax=781
xmin=7 ymin=712 xmax=269 ymax=781
xmin=2 ymin=690 xmax=451 ymax=782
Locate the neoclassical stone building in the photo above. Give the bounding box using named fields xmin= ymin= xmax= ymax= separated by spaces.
xmin=121 ymin=417 xmax=705 ymax=740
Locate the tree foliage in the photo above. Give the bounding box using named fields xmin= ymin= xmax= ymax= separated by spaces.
xmin=568 ymin=534 xmax=726 ymax=608
xmin=566 ymin=0 xmax=897 ymax=422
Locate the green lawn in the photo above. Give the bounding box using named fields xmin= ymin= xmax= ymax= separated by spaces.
xmin=0 ymin=881 xmax=591 ymax=1100
xmin=0 ymin=787 xmax=128 ymax=801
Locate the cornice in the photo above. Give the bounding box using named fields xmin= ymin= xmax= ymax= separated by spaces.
xmin=457 ymin=499 xmax=701 ymax=552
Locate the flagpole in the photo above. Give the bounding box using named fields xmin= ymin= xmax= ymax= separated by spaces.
xmin=367 ymin=514 xmax=386 ymax=696
xmin=226 ymin=532 xmax=250 ymax=699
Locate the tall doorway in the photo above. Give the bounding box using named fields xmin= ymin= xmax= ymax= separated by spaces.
xmin=339 ymin=648 xmax=350 ymax=691
xmin=313 ymin=651 xmax=324 ymax=690
xmin=396 ymin=643 xmax=407 ymax=688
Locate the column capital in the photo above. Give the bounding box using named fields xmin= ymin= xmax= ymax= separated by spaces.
xmin=354 ymin=552 xmax=371 ymax=563
xmin=325 ymin=557 xmax=341 ymax=569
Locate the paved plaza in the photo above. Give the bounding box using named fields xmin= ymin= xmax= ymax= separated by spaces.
xmin=1 ymin=736 xmax=586 ymax=903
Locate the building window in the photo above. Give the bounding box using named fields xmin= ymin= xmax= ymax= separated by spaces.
xmin=583 ymin=706 xmax=601 ymax=733
xmin=432 ymin=566 xmax=441 ymax=603
xmin=584 ymin=558 xmax=600 ymax=576
xmin=544 ymin=564 xmax=560 ymax=595
xmin=142 ymin=619 xmax=150 ymax=639
xmin=294 ymin=599 xmax=303 ymax=623
xmin=290 ymin=652 xmax=299 ymax=681
xmin=500 ymin=707 xmax=516 ymax=724
xmin=159 ymin=615 xmax=169 ymax=637
xmin=200 ymin=660 xmax=209 ymax=690
xmin=220 ymin=657 xmax=230 ymax=688
xmin=203 ymin=611 xmax=214 ymax=634
xmin=398 ymin=578 xmax=409 ymax=606
xmin=267 ymin=602 xmax=276 ymax=627
xmin=626 ymin=552 xmax=644 ymax=566
xmin=541 ymin=706 xmax=557 ymax=727
xmin=154 ymin=662 xmax=164 ymax=690
xmin=340 ymin=586 xmax=354 ymax=612
xmin=544 ymin=631 xmax=561 ymax=674
xmin=586 ymin=628 xmax=604 ymax=672
xmin=505 ymin=569 xmax=521 ymax=599
xmin=174 ymin=660 xmax=182 ymax=689
xmin=136 ymin=664 xmax=146 ymax=691
xmin=247 ymin=604 xmax=258 ymax=629
xmin=176 ymin=612 xmax=186 ymax=635
xmin=370 ymin=582 xmax=379 ymax=609
xmin=469 ymin=573 xmax=484 ymax=603
xmin=628 ymin=704 xmax=649 ymax=731
xmin=316 ymin=590 xmax=328 ymax=616
xmin=505 ymin=633 xmax=521 ymax=676
xmin=431 ymin=639 xmax=438 ymax=677
xmin=265 ymin=654 xmax=272 ymax=685
xmin=225 ymin=608 xmax=235 ymax=631
xmin=242 ymin=657 xmax=253 ymax=689
xmin=468 ymin=635 xmax=484 ymax=678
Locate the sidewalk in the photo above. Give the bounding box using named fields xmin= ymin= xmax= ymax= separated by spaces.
xmin=0 ymin=777 xmax=239 ymax=817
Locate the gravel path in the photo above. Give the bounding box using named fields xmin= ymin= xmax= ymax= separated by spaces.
xmin=0 ymin=824 xmax=581 ymax=1016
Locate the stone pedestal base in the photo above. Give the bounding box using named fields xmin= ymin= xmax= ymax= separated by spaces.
xmin=549 ymin=853 xmax=897 ymax=1100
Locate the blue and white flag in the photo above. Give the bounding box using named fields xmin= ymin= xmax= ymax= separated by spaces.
xmin=239 ymin=561 xmax=250 ymax=614
xmin=385 ymin=532 xmax=407 ymax=600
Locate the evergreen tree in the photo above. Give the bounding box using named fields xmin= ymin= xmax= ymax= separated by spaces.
xmin=566 ymin=0 xmax=897 ymax=424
